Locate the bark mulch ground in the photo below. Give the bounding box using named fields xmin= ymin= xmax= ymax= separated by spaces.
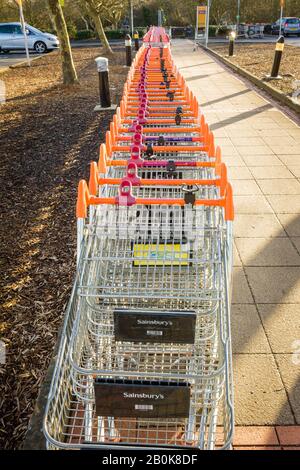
xmin=0 ymin=46 xmax=128 ymax=449
xmin=210 ymin=43 xmax=300 ymax=95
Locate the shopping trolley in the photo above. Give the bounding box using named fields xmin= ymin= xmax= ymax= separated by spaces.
xmin=43 ymin=26 xmax=235 ymax=451
xmin=43 ymin=264 xmax=233 ymax=450
xmin=43 ymin=177 xmax=234 ymax=449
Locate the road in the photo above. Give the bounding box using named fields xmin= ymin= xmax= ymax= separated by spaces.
xmin=201 ymin=36 xmax=300 ymax=46
xmin=1 ymin=36 xmax=299 ymax=69
xmin=0 ymin=51 xmax=44 ymax=69
xmin=0 ymin=41 xmax=123 ymax=69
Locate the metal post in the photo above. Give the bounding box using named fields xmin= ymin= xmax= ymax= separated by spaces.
xmin=279 ymin=5 xmax=284 ymax=37
xmin=133 ymin=30 xmax=139 ymax=51
xmin=228 ymin=31 xmax=236 ymax=56
xmin=237 ymin=0 xmax=241 ymax=36
xmin=194 ymin=6 xmax=199 ymax=50
xmin=125 ymin=34 xmax=132 ymax=66
xmin=18 ymin=1 xmax=30 ymax=66
xmin=205 ymin=0 xmax=211 ymax=48
xmin=130 ymin=0 xmax=134 ymax=36
xmin=95 ymin=57 xmax=111 ymax=107
xmin=158 ymin=10 xmax=162 ymax=27
xmin=270 ymin=35 xmax=284 ymax=78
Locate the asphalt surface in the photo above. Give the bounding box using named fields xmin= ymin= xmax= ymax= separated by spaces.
xmin=0 ymin=41 xmax=123 ymax=69
xmin=1 ymin=36 xmax=300 ymax=69
xmin=203 ymin=36 xmax=300 ymax=46
xmin=0 ymin=51 xmax=45 ymax=69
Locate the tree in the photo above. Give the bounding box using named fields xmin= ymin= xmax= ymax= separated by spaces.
xmin=101 ymin=0 xmax=127 ymax=29
xmin=80 ymin=0 xmax=113 ymax=55
xmin=48 ymin=0 xmax=78 ymax=85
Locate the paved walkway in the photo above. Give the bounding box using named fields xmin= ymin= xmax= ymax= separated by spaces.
xmin=172 ymin=39 xmax=300 ymax=449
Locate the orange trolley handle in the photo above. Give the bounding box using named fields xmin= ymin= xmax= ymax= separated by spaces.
xmin=77 ymin=179 xmax=234 ymax=221
xmin=89 ymin=161 xmax=228 ymax=197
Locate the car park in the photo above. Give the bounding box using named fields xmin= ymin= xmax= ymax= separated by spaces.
xmin=0 ymin=22 xmax=59 ymax=53
xmin=271 ymin=17 xmax=300 ymax=36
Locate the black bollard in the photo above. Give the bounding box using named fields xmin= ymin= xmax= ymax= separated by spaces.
xmin=125 ymin=34 xmax=132 ymax=67
xmin=270 ymin=36 xmax=284 ymax=78
xmin=95 ymin=57 xmax=111 ymax=108
xmin=228 ymin=31 xmax=236 ymax=57
xmin=133 ymin=31 xmax=139 ymax=51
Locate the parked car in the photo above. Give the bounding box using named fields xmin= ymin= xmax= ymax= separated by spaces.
xmin=271 ymin=17 xmax=300 ymax=36
xmin=170 ymin=27 xmax=194 ymax=38
xmin=0 ymin=22 xmax=59 ymax=53
xmin=263 ymin=24 xmax=273 ymax=35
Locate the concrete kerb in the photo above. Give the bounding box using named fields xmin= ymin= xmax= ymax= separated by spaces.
xmin=0 ymin=54 xmax=45 ymax=76
xmin=10 ymin=54 xmax=44 ymax=69
xmin=0 ymin=66 xmax=9 ymax=75
xmin=200 ymin=44 xmax=300 ymax=115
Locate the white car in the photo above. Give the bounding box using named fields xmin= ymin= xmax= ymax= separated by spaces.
xmin=0 ymin=22 xmax=59 ymax=54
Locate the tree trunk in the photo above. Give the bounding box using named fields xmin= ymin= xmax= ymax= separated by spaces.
xmin=48 ymin=0 xmax=78 ymax=85
xmin=91 ymin=11 xmax=113 ymax=55
xmin=80 ymin=14 xmax=90 ymax=31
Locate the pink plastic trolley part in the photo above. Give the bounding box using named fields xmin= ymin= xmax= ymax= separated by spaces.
xmin=115 ymin=180 xmax=136 ymax=206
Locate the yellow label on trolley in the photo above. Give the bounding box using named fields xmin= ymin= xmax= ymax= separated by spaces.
xmin=133 ymin=243 xmax=189 ymax=266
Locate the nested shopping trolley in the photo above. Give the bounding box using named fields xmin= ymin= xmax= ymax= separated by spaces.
xmin=43 ymin=177 xmax=234 ymax=450
xmin=43 ymin=26 xmax=235 ymax=450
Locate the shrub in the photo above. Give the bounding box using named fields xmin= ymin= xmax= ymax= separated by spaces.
xmin=209 ymin=25 xmax=218 ymax=37
xmin=216 ymin=25 xmax=231 ymax=36
xmin=75 ymin=29 xmax=95 ymax=40
xmin=67 ymin=24 xmax=78 ymax=39
xmin=104 ymin=30 xmax=124 ymax=40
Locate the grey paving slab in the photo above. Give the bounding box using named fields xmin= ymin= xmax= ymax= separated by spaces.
xmin=220 ymin=146 xmax=241 ymax=157
xmin=243 ymin=155 xmax=285 ymax=167
xmin=222 ymin=155 xmax=246 ymax=166
xmin=234 ymin=214 xmax=286 ymax=238
xmin=267 ymin=195 xmax=300 ymax=213
xmin=232 ymin=267 xmax=253 ymax=303
xmin=257 ymin=128 xmax=291 ymax=137
xmin=291 ymin=237 xmax=300 ymax=252
xmin=234 ymin=195 xmax=273 ymax=214
xmin=257 ymin=179 xmax=300 ymax=195
xmin=235 ymin=238 xmax=300 ymax=266
xmin=233 ymin=354 xmax=294 ymax=425
xmin=230 ymin=137 xmax=267 ymax=146
xmin=258 ymin=304 xmax=300 ymax=353
xmin=226 ymin=128 xmax=261 ymax=138
xmin=228 ymin=167 xmax=254 ymax=180
xmin=288 ymin=166 xmax=300 ymax=178
xmin=245 ymin=267 xmax=300 ymax=303
xmin=277 ymin=155 xmax=300 ymax=166
xmin=287 ymin=129 xmax=300 ymax=139
xmin=231 ymin=180 xmax=262 ymax=195
xmin=274 ymin=146 xmax=300 ymax=155
xmin=275 ymin=354 xmax=300 ymax=424
xmin=232 ymin=305 xmax=271 ymax=353
xmin=237 ymin=145 xmax=274 ymax=156
xmin=277 ymin=214 xmax=300 ymax=236
xmin=233 ymin=243 xmax=242 ymax=266
xmin=250 ymin=166 xmax=294 ymax=179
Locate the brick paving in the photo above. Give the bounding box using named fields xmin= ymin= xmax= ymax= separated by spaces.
xmin=172 ymin=39 xmax=300 ymax=448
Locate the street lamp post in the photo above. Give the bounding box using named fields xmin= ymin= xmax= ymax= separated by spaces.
xmin=279 ymin=0 xmax=284 ymax=37
xmin=130 ymin=0 xmax=134 ymax=36
xmin=205 ymin=0 xmax=211 ymax=48
xmin=237 ymin=0 xmax=241 ymax=36
xmin=17 ymin=0 xmax=30 ymax=67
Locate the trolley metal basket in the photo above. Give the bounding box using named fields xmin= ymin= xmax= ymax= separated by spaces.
xmin=43 ymin=247 xmax=234 ymax=450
